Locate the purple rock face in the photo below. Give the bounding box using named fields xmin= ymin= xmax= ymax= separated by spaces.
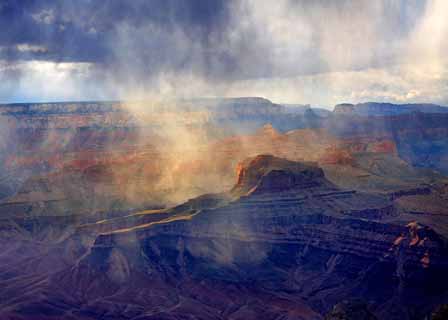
xmin=232 ymin=155 xmax=326 ymax=196
xmin=1 ymin=102 xmax=448 ymax=320
xmin=1 ymin=153 xmax=447 ymax=320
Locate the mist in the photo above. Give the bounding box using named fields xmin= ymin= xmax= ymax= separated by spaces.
xmin=1 ymin=0 xmax=447 ymax=211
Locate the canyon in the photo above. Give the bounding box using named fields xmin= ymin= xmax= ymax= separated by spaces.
xmin=0 ymin=99 xmax=447 ymax=319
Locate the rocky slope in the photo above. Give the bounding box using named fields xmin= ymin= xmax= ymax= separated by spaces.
xmin=1 ymin=113 xmax=446 ymax=220
xmin=1 ymin=99 xmax=448 ymax=319
xmin=333 ymin=102 xmax=448 ymax=116
xmin=1 ymin=155 xmax=446 ymax=320
xmin=322 ymin=112 xmax=448 ymax=174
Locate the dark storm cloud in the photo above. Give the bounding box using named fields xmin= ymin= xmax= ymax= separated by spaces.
xmin=0 ymin=0 xmax=429 ymax=80
xmin=1 ymin=0 xmax=446 ymax=105
xmin=0 ymin=0 xmax=231 ymax=65
xmin=0 ymin=0 xmax=423 ymax=78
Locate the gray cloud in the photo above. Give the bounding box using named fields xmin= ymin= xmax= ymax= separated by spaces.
xmin=0 ymin=0 xmax=446 ymax=106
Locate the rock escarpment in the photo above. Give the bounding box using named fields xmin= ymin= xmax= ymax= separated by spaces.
xmin=35 ymin=155 xmax=446 ymax=320
xmin=2 ymin=100 xmax=448 ymax=219
xmin=333 ymin=102 xmax=448 ymax=117
xmin=232 ymin=154 xmax=327 ymax=196
xmin=1 ymin=99 xmax=448 ymax=319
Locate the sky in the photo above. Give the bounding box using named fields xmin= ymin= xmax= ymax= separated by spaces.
xmin=0 ymin=0 xmax=447 ymax=108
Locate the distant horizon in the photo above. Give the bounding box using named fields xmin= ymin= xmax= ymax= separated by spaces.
xmin=0 ymin=97 xmax=447 ymax=111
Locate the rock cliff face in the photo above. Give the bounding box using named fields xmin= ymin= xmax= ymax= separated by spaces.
xmin=0 ymin=99 xmax=294 ymax=211
xmin=1 ymin=100 xmax=448 ymax=319
xmin=333 ymin=102 xmax=448 ymax=116
xmin=322 ymin=112 xmax=448 ymax=174
xmin=1 ymin=109 xmax=445 ymax=220
xmin=232 ymin=155 xmax=327 ymax=196
xmin=0 ymin=155 xmax=443 ymax=320
xmin=333 ymin=103 xmax=357 ymax=114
